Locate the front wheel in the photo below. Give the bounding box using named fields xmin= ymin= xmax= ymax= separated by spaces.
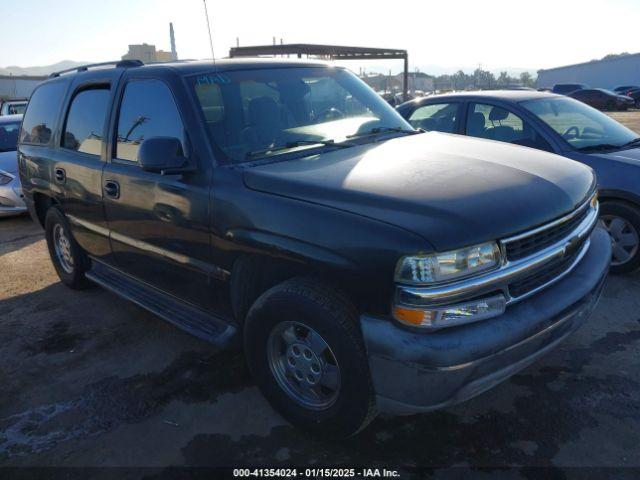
xmin=244 ymin=278 xmax=376 ymax=437
xmin=599 ymin=201 xmax=640 ymax=274
xmin=45 ymin=206 xmax=92 ymax=289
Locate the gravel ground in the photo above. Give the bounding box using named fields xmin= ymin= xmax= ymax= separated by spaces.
xmin=1 ymin=111 xmax=640 ymax=476
xmin=1 ymin=215 xmax=639 ymax=477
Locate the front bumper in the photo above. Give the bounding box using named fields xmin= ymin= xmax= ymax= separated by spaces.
xmin=0 ymin=174 xmax=27 ymax=217
xmin=360 ymin=227 xmax=611 ymax=415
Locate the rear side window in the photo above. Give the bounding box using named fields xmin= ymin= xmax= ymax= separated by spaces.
xmin=20 ymin=81 xmax=67 ymax=145
xmin=408 ymin=103 xmax=459 ymax=133
xmin=62 ymin=87 xmax=111 ymax=156
xmin=115 ymin=79 xmax=184 ymax=162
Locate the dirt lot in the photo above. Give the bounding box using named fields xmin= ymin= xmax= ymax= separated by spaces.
xmin=1 ymin=113 xmax=640 ymax=476
xmin=608 ymin=110 xmax=640 ymax=133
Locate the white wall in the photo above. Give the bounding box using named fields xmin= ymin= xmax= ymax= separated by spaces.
xmin=0 ymin=77 xmax=44 ymax=99
xmin=537 ymin=54 xmax=640 ymax=90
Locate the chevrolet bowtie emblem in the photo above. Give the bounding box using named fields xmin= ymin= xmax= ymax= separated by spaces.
xmin=563 ymin=236 xmax=581 ymax=257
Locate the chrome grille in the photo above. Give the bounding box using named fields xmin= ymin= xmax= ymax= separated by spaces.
xmin=504 ymin=203 xmax=591 ymax=261
xmin=508 ymin=246 xmax=583 ymax=298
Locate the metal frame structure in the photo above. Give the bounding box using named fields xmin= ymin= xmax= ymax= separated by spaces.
xmin=229 ymin=43 xmax=409 ymax=100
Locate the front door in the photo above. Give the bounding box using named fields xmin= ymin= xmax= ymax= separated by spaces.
xmin=102 ymin=77 xmax=218 ymax=309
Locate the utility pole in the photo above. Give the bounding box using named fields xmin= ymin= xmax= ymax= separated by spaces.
xmin=202 ymin=0 xmax=215 ymax=62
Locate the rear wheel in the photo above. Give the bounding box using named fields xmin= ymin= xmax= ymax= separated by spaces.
xmin=244 ymin=278 xmax=376 ymax=437
xmin=45 ymin=206 xmax=92 ymax=289
xmin=599 ymin=201 xmax=640 ymax=274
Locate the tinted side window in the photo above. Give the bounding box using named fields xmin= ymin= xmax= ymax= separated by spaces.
xmin=408 ymin=103 xmax=458 ymax=133
xmin=115 ymin=79 xmax=184 ymax=162
xmin=62 ymin=87 xmax=111 ymax=156
xmin=19 ymin=81 xmax=68 ymax=145
xmin=466 ymin=103 xmax=552 ymax=151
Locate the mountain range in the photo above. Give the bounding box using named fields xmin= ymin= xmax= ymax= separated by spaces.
xmin=0 ymin=60 xmax=89 ymax=77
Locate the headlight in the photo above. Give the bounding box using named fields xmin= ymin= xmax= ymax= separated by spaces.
xmin=395 ymin=241 xmax=501 ymax=285
xmin=393 ymin=294 xmax=506 ymax=329
xmin=0 ymin=171 xmax=13 ymax=186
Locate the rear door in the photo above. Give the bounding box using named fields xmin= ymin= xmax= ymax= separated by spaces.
xmin=54 ymin=78 xmax=114 ymax=259
xmin=101 ymin=74 xmax=218 ymax=309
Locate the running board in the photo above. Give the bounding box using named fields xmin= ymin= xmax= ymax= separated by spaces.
xmin=86 ymin=261 xmax=238 ymax=348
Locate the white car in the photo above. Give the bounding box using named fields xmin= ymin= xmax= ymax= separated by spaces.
xmin=0 ymin=114 xmax=26 ymax=217
xmin=0 ymin=99 xmax=28 ymax=116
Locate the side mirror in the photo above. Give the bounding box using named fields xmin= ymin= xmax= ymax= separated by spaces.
xmin=138 ymin=137 xmax=193 ymax=175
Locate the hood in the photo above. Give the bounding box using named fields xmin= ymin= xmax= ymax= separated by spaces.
xmin=243 ymin=132 xmax=595 ymax=251
xmin=591 ymin=146 xmax=640 ymax=165
xmin=0 ymin=150 xmax=18 ymax=174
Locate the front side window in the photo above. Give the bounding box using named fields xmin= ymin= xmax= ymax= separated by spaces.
xmin=115 ymin=79 xmax=185 ymax=162
xmin=408 ymin=103 xmax=459 ymax=133
xmin=19 ymin=81 xmax=68 ymax=145
xmin=0 ymin=121 xmax=21 ymax=152
xmin=522 ymin=96 xmax=637 ymax=150
xmin=189 ymin=67 xmax=412 ymax=164
xmin=62 ymin=87 xmax=111 ymax=156
xmin=465 ymin=103 xmax=549 ymax=149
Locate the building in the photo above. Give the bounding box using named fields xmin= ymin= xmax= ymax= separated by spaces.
xmin=0 ymin=74 xmax=46 ymax=100
xmin=537 ymin=53 xmax=640 ymax=90
xmin=121 ymin=23 xmax=178 ymax=63
xmin=395 ymin=71 xmax=434 ymax=93
xmin=121 ymin=43 xmax=176 ymax=63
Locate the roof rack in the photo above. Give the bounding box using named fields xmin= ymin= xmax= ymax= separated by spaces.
xmin=49 ymin=60 xmax=143 ymax=78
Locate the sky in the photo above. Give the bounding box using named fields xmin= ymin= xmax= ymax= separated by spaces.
xmin=3 ymin=0 xmax=640 ymax=74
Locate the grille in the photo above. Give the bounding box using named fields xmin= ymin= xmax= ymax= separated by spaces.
xmin=508 ymin=243 xmax=584 ymax=298
xmin=504 ymin=205 xmax=590 ymax=261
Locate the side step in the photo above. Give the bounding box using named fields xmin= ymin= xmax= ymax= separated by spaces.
xmin=86 ymin=261 xmax=238 ymax=348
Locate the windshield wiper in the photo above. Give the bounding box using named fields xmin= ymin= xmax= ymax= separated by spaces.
xmin=245 ymin=139 xmax=354 ymax=159
xmin=621 ymin=137 xmax=640 ymax=148
xmin=347 ymin=126 xmax=419 ymax=139
xmin=577 ymin=143 xmax=621 ymax=152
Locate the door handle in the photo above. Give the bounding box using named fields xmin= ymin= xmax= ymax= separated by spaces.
xmin=103 ymin=180 xmax=120 ymax=199
xmin=54 ymin=167 xmax=66 ymax=183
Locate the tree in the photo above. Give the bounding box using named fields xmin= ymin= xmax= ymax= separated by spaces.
xmin=520 ymin=71 xmax=535 ymax=88
xmin=498 ymin=71 xmax=510 ymax=85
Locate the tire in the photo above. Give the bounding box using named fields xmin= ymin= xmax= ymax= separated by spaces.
xmin=605 ymin=101 xmax=615 ymax=111
xmin=243 ymin=277 xmax=376 ymax=437
xmin=45 ymin=206 xmax=92 ymax=289
xmin=599 ymin=201 xmax=640 ymax=274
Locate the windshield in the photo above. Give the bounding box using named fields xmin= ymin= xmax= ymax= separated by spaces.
xmin=188 ymin=67 xmax=413 ymax=163
xmin=522 ymin=96 xmax=638 ymax=150
xmin=0 ymin=121 xmax=21 ymax=152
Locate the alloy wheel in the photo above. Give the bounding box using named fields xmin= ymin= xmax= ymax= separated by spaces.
xmin=267 ymin=321 xmax=341 ymax=410
xmin=600 ymin=215 xmax=640 ymax=266
xmin=53 ymin=223 xmax=74 ymax=274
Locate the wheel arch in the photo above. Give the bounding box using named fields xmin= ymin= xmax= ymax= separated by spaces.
xmin=32 ymin=192 xmax=60 ymax=228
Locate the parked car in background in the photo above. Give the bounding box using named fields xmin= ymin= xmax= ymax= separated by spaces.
xmin=0 ymin=99 xmax=28 ymax=116
xmin=613 ymin=85 xmax=639 ymax=95
xmin=623 ymin=88 xmax=640 ymax=108
xmin=552 ymin=83 xmax=588 ymax=95
xmin=397 ymin=90 xmax=640 ymax=272
xmin=0 ymin=114 xmax=27 ymax=217
xmin=569 ymin=88 xmax=634 ymax=111
xmin=18 ymin=60 xmax=610 ymax=436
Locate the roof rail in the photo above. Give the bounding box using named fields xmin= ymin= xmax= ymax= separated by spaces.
xmin=49 ymin=60 xmax=143 ymax=78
